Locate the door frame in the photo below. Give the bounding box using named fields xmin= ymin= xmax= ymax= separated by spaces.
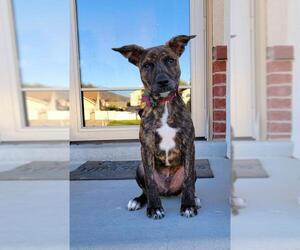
xmin=254 ymin=0 xmax=267 ymax=140
xmin=70 ymin=0 xmax=209 ymax=141
xmin=230 ymin=0 xmax=267 ymax=140
xmin=0 ymin=0 xmax=69 ymax=142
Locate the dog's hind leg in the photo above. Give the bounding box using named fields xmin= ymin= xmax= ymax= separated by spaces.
xmin=193 ymin=171 xmax=201 ymax=209
xmin=127 ymin=163 xmax=147 ymax=211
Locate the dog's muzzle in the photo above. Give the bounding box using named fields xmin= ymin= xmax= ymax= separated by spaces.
xmin=153 ymin=77 xmax=177 ymax=97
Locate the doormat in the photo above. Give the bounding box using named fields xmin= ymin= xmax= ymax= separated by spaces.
xmin=70 ymin=160 xmax=213 ymax=180
xmin=234 ymin=159 xmax=269 ymax=178
xmin=0 ymin=161 xmax=69 ymax=180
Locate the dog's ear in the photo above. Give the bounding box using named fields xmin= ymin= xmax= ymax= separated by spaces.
xmin=166 ymin=35 xmax=196 ymax=57
xmin=112 ymin=45 xmax=145 ymax=66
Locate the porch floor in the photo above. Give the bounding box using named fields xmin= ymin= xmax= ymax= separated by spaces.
xmin=232 ymin=158 xmax=300 ymax=250
xmin=70 ymin=158 xmax=230 ymax=250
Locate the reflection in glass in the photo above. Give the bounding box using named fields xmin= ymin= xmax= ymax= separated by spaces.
xmin=82 ymin=90 xmax=141 ymax=127
xmin=76 ymin=0 xmax=190 ymax=89
xmin=82 ymin=89 xmax=191 ymax=127
xmin=23 ymin=91 xmax=69 ymax=127
xmin=180 ymin=88 xmax=191 ymax=111
xmin=13 ymin=0 xmax=69 ymax=88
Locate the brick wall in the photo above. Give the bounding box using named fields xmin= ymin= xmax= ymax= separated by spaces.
xmin=212 ymin=46 xmax=227 ymax=140
xmin=266 ymin=46 xmax=293 ymax=140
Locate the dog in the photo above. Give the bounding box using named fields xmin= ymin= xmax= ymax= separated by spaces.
xmin=113 ymin=35 xmax=200 ymax=219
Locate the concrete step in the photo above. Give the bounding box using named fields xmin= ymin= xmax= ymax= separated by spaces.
xmin=0 ymin=142 xmax=69 ymax=161
xmin=232 ymin=141 xmax=293 ymax=159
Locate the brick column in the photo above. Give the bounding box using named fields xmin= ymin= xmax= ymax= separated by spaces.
xmin=266 ymin=46 xmax=293 ymax=140
xmin=212 ymin=46 xmax=227 ymax=140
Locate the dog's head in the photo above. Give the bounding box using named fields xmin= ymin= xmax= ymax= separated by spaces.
xmin=113 ymin=35 xmax=195 ymax=97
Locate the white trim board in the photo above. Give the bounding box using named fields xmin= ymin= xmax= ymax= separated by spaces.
xmin=291 ymin=0 xmax=300 ymax=159
xmin=230 ymin=0 xmax=256 ymax=138
xmin=232 ymin=141 xmax=293 ymax=159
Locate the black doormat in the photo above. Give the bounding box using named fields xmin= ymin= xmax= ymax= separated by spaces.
xmin=0 ymin=161 xmax=69 ymax=180
xmin=70 ymin=160 xmax=213 ymax=180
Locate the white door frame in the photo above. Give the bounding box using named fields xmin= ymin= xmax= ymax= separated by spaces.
xmin=230 ymin=0 xmax=256 ymax=139
xmin=70 ymin=0 xmax=207 ymax=141
xmin=0 ymin=0 xmax=69 ymax=142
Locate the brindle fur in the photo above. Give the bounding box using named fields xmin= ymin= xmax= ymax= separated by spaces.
xmin=113 ymin=35 xmax=199 ymax=219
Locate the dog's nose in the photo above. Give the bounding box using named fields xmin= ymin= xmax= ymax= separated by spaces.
xmin=157 ymin=78 xmax=169 ymax=86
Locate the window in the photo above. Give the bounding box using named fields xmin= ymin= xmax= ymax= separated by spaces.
xmin=0 ymin=0 xmax=206 ymax=141
xmin=13 ymin=0 xmax=69 ymax=127
xmin=76 ymin=0 xmax=191 ymax=127
xmin=71 ymin=0 xmax=206 ymax=140
xmin=0 ymin=0 xmax=69 ymax=141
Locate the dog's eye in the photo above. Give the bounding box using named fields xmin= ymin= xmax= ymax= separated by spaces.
xmin=167 ymin=58 xmax=175 ymax=64
xmin=143 ymin=62 xmax=152 ymax=69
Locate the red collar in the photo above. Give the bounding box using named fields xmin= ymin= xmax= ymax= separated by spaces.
xmin=141 ymin=90 xmax=178 ymax=108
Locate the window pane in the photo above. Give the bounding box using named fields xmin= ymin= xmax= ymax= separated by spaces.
xmin=82 ymin=90 xmax=141 ymax=127
xmin=82 ymin=89 xmax=190 ymax=127
xmin=24 ymin=91 xmax=69 ymax=127
xmin=77 ymin=0 xmax=190 ymax=89
xmin=13 ymin=0 xmax=69 ymax=88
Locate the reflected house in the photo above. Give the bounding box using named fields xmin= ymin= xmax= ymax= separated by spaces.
xmin=25 ymin=90 xmax=69 ymax=126
xmin=82 ymin=87 xmax=190 ymax=126
xmin=181 ymin=88 xmax=191 ymax=104
xmin=83 ymin=90 xmax=140 ymax=126
xmin=130 ymin=89 xmax=143 ymax=106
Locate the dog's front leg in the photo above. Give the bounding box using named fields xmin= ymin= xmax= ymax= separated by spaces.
xmin=181 ymin=143 xmax=198 ymax=217
xmin=141 ymin=146 xmax=164 ymax=219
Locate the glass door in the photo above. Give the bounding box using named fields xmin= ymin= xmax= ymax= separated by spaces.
xmin=70 ymin=0 xmax=206 ymax=141
xmin=0 ymin=0 xmax=69 ymax=141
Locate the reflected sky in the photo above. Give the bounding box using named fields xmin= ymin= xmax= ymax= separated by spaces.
xmin=13 ymin=0 xmax=190 ymax=89
xmin=77 ymin=0 xmax=191 ymax=88
xmin=13 ymin=0 xmax=69 ymax=88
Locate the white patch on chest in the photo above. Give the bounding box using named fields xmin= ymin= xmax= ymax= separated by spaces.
xmin=157 ymin=103 xmax=178 ymax=166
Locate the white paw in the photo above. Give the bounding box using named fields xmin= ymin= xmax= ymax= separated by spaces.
xmin=195 ymin=197 xmax=202 ymax=208
xmin=233 ymin=196 xmax=247 ymax=208
xmin=147 ymin=207 xmax=165 ymax=219
xmin=180 ymin=206 xmax=198 ymax=218
xmin=127 ymin=199 xmax=141 ymax=211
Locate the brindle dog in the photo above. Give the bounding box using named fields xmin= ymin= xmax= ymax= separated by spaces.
xmin=113 ymin=35 xmax=201 ymax=219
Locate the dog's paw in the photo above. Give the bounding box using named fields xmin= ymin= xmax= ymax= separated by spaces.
xmin=127 ymin=198 xmax=143 ymax=211
xmin=147 ymin=206 xmax=165 ymax=219
xmin=180 ymin=205 xmax=198 ymax=218
xmin=195 ymin=197 xmax=202 ymax=209
xmin=232 ymin=196 xmax=246 ymax=208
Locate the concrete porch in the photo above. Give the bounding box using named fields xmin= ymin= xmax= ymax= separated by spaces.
xmin=0 ymin=141 xmax=230 ymax=250
xmin=231 ymin=141 xmax=300 ymax=250
xmin=70 ymin=141 xmax=230 ymax=250
xmin=70 ymin=158 xmax=230 ymax=250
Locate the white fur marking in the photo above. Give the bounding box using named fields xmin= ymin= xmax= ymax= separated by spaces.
xmin=159 ymin=91 xmax=170 ymax=97
xmin=184 ymin=209 xmax=192 ymax=217
xmin=156 ymin=210 xmax=162 ymax=217
xmin=232 ymin=197 xmax=247 ymax=208
xmin=157 ymin=103 xmax=178 ymax=166
xmin=195 ymin=197 xmax=201 ymax=208
xmin=127 ymin=199 xmax=141 ymax=210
